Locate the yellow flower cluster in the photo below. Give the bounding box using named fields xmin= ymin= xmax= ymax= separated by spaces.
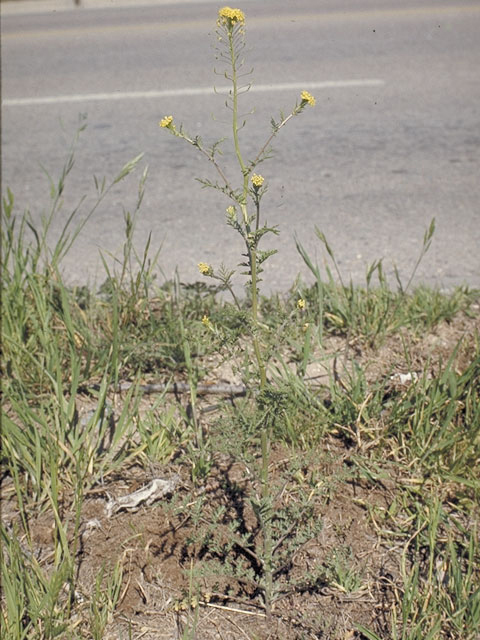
xmin=251 ymin=174 xmax=265 ymax=188
xmin=217 ymin=6 xmax=245 ymax=26
xmin=198 ymin=262 xmax=212 ymax=275
xmin=297 ymin=298 xmax=306 ymax=310
xmin=159 ymin=115 xmax=174 ymax=128
xmin=202 ymin=315 xmax=214 ymax=330
xmin=300 ymin=91 xmax=316 ymax=106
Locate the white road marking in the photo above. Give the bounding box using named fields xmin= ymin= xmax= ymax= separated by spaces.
xmin=3 ymin=79 xmax=384 ymax=107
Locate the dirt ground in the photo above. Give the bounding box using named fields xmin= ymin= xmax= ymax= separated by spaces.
xmin=2 ymin=308 xmax=479 ymax=639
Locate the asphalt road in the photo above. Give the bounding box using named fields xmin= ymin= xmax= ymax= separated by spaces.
xmin=2 ymin=0 xmax=479 ymax=292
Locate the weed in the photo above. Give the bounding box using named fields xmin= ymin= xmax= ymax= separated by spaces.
xmin=158 ymin=5 xmax=318 ymax=620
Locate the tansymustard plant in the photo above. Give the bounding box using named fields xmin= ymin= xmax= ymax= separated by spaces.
xmin=159 ymin=6 xmax=315 ymax=620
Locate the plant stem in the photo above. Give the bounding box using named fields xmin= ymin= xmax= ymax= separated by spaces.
xmin=250 ymin=246 xmax=267 ymax=390
xmin=228 ymin=31 xmax=248 ymax=183
xmin=228 ymin=23 xmax=271 ymax=620
xmin=182 ymin=131 xmax=234 ymax=196
xmin=251 ymin=112 xmax=295 ymax=169
xmin=261 ymin=428 xmax=273 ymax=622
xmin=228 ymin=29 xmax=266 ymax=391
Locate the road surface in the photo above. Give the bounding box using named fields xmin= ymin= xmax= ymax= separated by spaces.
xmin=2 ymin=0 xmax=479 ymax=292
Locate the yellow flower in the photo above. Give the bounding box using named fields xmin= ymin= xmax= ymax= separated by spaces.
xmin=218 ymin=6 xmax=245 ymax=26
xmin=300 ymin=91 xmax=316 ymax=106
xmin=202 ymin=315 xmax=213 ymax=330
xmin=297 ymin=298 xmax=306 ymax=310
xmin=159 ymin=115 xmax=174 ymax=128
xmin=226 ymin=205 xmax=236 ymax=218
xmin=198 ymin=262 xmax=212 ymax=276
xmin=251 ymin=173 xmax=264 ymax=188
